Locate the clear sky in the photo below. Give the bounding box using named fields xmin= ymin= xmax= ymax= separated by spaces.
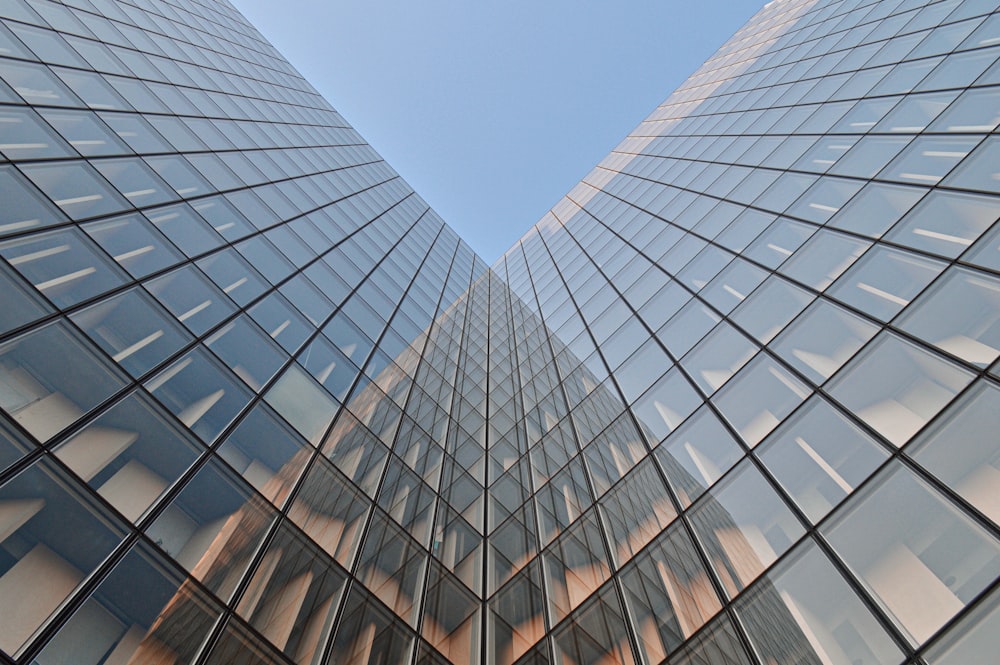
xmin=233 ymin=1 xmax=765 ymax=261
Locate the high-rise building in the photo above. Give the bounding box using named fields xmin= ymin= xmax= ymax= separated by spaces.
xmin=0 ymin=0 xmax=998 ymax=663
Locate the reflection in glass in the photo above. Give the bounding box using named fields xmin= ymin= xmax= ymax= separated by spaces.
xmin=924 ymin=585 xmax=1000 ymax=665
xmin=71 ymin=288 xmax=192 ymax=378
xmin=771 ymin=298 xmax=878 ymax=384
xmin=620 ymin=523 xmax=722 ymax=663
xmin=0 ymin=461 xmax=125 ymax=657
xmin=824 ymin=463 xmax=1000 ymax=645
xmin=689 ymin=460 xmax=804 ymax=598
xmin=237 ymin=524 xmax=346 ymax=664
xmin=145 ymin=349 xmax=252 ymax=444
xmin=0 ymin=227 xmax=127 ymax=308
xmin=899 ymin=267 xmax=1000 ymax=367
xmin=35 ymin=542 xmax=219 ymax=665
xmin=147 ymin=460 xmax=275 ymax=601
xmin=909 ymin=381 xmax=1000 ymax=525
xmin=655 ymin=405 xmax=743 ymax=508
xmin=56 ymin=392 xmax=201 ymax=522
xmin=828 ymin=333 xmax=972 ymax=447
xmin=0 ymin=322 xmax=125 ymax=441
xmin=758 ymin=396 xmax=887 ymax=524
xmin=736 ymin=538 xmax=903 ymax=665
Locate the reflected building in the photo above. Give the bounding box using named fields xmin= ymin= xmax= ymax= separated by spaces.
xmin=0 ymin=0 xmax=999 ymax=664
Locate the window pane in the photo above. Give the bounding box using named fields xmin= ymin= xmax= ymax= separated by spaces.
xmin=206 ymin=315 xmax=285 ymax=392
xmin=196 ymin=248 xmax=269 ymax=307
xmin=146 ymin=203 xmax=224 ymax=257
xmin=0 ymin=227 xmax=127 ymax=308
xmin=84 ymin=212 xmax=184 ymax=278
xmin=265 ymin=365 xmax=339 ymax=446
xmin=780 ymin=230 xmax=870 ymax=291
xmin=824 ymin=463 xmax=1000 ymax=645
xmin=655 ymin=405 xmax=743 ymax=508
xmin=0 ymin=261 xmax=50 ymax=335
xmin=20 ymin=161 xmax=129 ymax=220
xmin=0 ymin=460 xmax=125 ymax=656
xmin=145 ymin=265 xmax=236 ymax=336
xmin=146 ymin=459 xmax=275 ymax=601
xmin=689 ymin=459 xmax=804 ymax=598
xmin=71 ymin=288 xmax=191 ymax=378
xmin=924 ymin=585 xmax=1000 ymax=664
xmin=713 ymin=355 xmax=810 ymax=447
xmin=37 ymin=108 xmax=129 ymax=156
xmin=899 ymin=267 xmax=1000 ymax=367
xmin=909 ymin=380 xmax=1000 ymax=525
xmin=735 ymin=537 xmax=903 ymax=665
xmin=758 ymin=396 xmax=887 ymax=523
xmin=620 ymin=523 xmax=722 ymax=662
xmin=828 ymin=182 xmax=926 ymax=238
xmin=0 ymin=322 xmax=125 ymax=441
xmin=771 ymin=298 xmax=879 ymax=384
xmin=55 ymin=392 xmax=201 ymax=522
xmin=631 ymin=368 xmax=702 ymax=443
xmin=0 ymin=106 xmax=72 ymax=160
xmin=886 ymin=190 xmax=999 ymax=259
xmin=236 ymin=524 xmax=346 ymax=662
xmin=35 ymin=542 xmax=220 ymax=665
xmin=145 ymin=349 xmax=252 ymax=443
xmin=828 ymin=333 xmax=972 ymax=447
xmin=0 ymin=165 xmax=67 ymax=237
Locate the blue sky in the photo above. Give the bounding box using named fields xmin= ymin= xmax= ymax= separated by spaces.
xmin=234 ymin=1 xmax=765 ymax=261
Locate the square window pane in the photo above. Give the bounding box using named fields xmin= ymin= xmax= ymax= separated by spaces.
xmin=771 ymin=298 xmax=879 ymax=384
xmin=265 ymin=364 xmax=339 ymax=446
xmin=55 ymin=392 xmax=202 ymax=522
xmin=879 ymin=136 xmax=979 ymax=186
xmin=206 ymin=315 xmax=286 ymax=392
xmin=147 ymin=459 xmax=275 ymax=601
xmin=0 ymin=261 xmax=51 ymax=336
xmin=758 ymin=396 xmax=888 ymax=523
xmin=218 ymin=403 xmax=311 ymax=507
xmin=71 ymin=288 xmax=191 ymax=378
xmin=689 ymin=459 xmax=805 ymax=598
xmin=34 ymin=542 xmax=220 ymax=665
xmin=0 ymin=165 xmax=68 ymax=237
xmin=145 ymin=349 xmax=252 ymax=443
xmin=37 ymin=108 xmax=129 ymax=156
xmin=828 ymin=181 xmax=927 ymax=238
xmin=250 ymin=293 xmax=313 ymax=354
xmin=780 ymin=230 xmax=870 ymax=291
xmin=20 ymin=161 xmax=128 ymax=220
xmin=145 ymin=265 xmax=236 ymax=336
xmin=84 ymin=212 xmax=184 ymax=278
xmin=713 ymin=355 xmax=810 ymax=447
xmin=0 ymin=106 xmax=73 ymax=160
xmin=823 ymin=463 xmax=1000 ymax=645
xmin=899 ymin=267 xmax=1000 ymax=367
xmin=735 ymin=538 xmax=903 ymax=665
xmin=0 ymin=321 xmax=125 ymax=441
xmin=828 ymin=332 xmax=972 ymax=447
xmin=909 ymin=380 xmax=1000 ymax=525
xmin=886 ymin=190 xmax=999 ymax=259
xmin=92 ymin=157 xmax=174 ymax=208
xmin=0 ymin=460 xmax=126 ymax=657
xmin=631 ymin=368 xmax=702 ymax=443
xmin=655 ymin=405 xmax=743 ymax=508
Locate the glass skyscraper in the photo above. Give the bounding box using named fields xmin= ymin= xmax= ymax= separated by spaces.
xmin=0 ymin=0 xmax=998 ymax=663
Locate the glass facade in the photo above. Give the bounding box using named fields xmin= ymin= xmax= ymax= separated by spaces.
xmin=0 ymin=0 xmax=998 ymax=663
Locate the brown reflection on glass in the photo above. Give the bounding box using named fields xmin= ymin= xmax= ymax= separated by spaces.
xmin=621 ymin=523 xmax=722 ymax=663
xmin=146 ymin=460 xmax=275 ymax=602
xmin=490 ymin=560 xmax=547 ymax=665
xmin=237 ymin=524 xmax=346 ymax=664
